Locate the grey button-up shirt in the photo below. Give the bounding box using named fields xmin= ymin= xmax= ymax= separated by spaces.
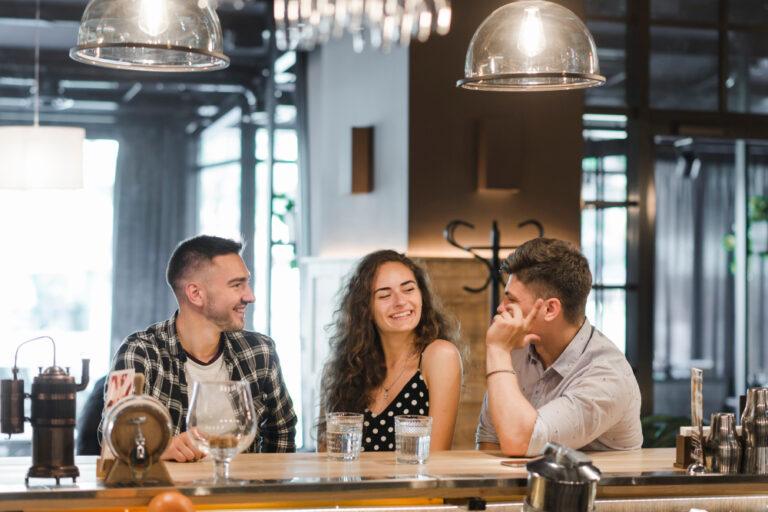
xmin=476 ymin=319 xmax=642 ymax=456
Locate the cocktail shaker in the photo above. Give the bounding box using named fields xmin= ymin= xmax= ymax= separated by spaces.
xmin=741 ymin=387 xmax=768 ymax=474
xmin=704 ymin=413 xmax=741 ymax=473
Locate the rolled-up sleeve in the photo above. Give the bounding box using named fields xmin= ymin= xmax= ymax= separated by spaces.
xmin=525 ymin=364 xmax=634 ymax=456
xmin=475 ymin=392 xmax=500 ymax=445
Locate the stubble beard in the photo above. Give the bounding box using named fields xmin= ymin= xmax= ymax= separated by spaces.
xmin=204 ymin=299 xmax=244 ymax=332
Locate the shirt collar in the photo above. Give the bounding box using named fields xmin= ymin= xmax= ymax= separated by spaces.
xmin=544 ymin=318 xmax=594 ymax=378
xmin=165 ymin=311 xmax=184 ymax=359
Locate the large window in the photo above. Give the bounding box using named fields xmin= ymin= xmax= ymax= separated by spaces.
xmin=198 ymin=108 xmax=243 ymax=241
xmin=581 ymin=114 xmax=631 ymax=353
xmin=0 ymin=139 xmax=118 ymax=455
xmin=584 ymin=0 xmax=768 ymax=419
xmin=196 ymin=51 xmax=303 ymax=447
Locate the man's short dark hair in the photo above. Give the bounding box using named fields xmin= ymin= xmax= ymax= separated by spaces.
xmin=501 ymin=237 xmax=592 ymax=324
xmin=166 ymin=235 xmax=243 ymax=294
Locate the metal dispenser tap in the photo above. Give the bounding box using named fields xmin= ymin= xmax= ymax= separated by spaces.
xmin=0 ymin=336 xmax=89 ymax=485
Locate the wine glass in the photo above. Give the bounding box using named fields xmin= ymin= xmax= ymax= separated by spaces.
xmin=186 ymin=381 xmax=257 ymax=483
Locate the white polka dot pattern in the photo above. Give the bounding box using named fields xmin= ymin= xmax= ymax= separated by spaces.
xmin=361 ymin=369 xmax=430 ymax=452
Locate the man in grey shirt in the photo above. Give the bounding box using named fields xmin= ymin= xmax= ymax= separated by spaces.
xmin=476 ymin=238 xmax=642 ymax=456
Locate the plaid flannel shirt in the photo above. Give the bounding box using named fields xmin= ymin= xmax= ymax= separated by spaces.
xmin=101 ymin=314 xmax=297 ymax=453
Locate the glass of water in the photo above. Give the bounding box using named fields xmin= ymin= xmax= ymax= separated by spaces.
xmin=186 ymin=381 xmax=257 ymax=483
xmin=395 ymin=415 xmax=432 ymax=464
xmin=326 ymin=412 xmax=363 ymax=461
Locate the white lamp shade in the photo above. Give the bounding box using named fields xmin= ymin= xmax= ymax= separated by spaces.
xmin=0 ymin=126 xmax=85 ymax=189
xmin=457 ymin=0 xmax=605 ymax=91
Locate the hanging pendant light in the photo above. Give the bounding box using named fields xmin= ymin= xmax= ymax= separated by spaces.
xmin=457 ymin=0 xmax=605 ymax=91
xmin=70 ymin=0 xmax=229 ymax=72
xmin=0 ymin=0 xmax=84 ymax=189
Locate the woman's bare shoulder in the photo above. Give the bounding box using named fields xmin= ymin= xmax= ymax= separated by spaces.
xmin=421 ymin=339 xmax=462 ymax=389
xmin=422 ymin=339 xmax=461 ymax=365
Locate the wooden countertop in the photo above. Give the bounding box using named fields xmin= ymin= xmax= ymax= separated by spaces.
xmin=1 ymin=449 xmax=765 ymax=511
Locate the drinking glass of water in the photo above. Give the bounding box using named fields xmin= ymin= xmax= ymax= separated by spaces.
xmin=395 ymin=415 xmax=432 ymax=464
xmin=186 ymin=381 xmax=257 ymax=483
xmin=326 ymin=412 xmax=363 ymax=461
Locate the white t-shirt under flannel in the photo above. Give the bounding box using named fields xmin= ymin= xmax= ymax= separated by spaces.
xmin=476 ymin=319 xmax=643 ymax=456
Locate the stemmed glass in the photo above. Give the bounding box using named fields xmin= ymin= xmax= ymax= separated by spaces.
xmin=186 ymin=381 xmax=257 ymax=483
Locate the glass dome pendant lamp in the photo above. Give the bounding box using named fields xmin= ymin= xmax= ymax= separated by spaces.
xmin=457 ymin=0 xmax=605 ymax=91
xmin=69 ymin=0 xmax=229 ymax=72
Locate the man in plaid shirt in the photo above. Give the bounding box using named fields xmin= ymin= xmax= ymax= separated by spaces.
xmin=105 ymin=235 xmax=297 ymax=461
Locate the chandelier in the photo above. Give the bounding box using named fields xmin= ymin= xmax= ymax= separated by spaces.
xmin=274 ymin=0 xmax=452 ymax=53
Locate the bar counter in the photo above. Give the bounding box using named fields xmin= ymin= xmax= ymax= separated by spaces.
xmin=2 ymin=449 xmax=768 ymax=511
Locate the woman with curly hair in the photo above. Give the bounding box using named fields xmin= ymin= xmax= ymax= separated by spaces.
xmin=320 ymin=250 xmax=462 ymax=452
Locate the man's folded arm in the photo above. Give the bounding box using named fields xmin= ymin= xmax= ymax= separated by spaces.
xmin=525 ymin=374 xmax=633 ymax=455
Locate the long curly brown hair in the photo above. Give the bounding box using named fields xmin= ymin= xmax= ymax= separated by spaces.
xmin=320 ymin=250 xmax=459 ymax=420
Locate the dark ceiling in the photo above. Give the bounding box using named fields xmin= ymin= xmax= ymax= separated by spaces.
xmin=0 ymin=0 xmax=282 ymax=132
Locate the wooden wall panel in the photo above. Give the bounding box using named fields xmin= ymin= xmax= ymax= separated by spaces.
xmin=420 ymin=257 xmax=494 ymax=450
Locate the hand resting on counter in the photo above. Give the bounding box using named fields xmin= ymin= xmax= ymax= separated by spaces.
xmin=162 ymin=432 xmax=205 ymax=462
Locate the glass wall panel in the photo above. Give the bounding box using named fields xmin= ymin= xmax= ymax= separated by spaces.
xmin=651 ymin=0 xmax=718 ymax=23
xmin=197 ymin=162 xmax=241 ymax=239
xmin=274 ymin=130 xmax=298 ymax=161
xmin=595 ymin=288 xmax=627 ymax=352
xmin=253 ymin=162 xmax=270 ymax=333
xmin=727 ymin=31 xmax=768 ymax=115
xmin=600 ymin=208 xmax=628 ymax=284
xmin=585 ymin=22 xmax=627 ymax=108
xmin=256 ymin=128 xmax=270 ymax=161
xmin=269 ymin=243 xmax=302 ymax=447
xmin=198 ymin=108 xmax=242 ymax=166
xmin=654 ymin=139 xmax=735 ymax=381
xmin=586 ymin=0 xmax=626 ymax=17
xmin=747 ymin=145 xmax=768 ymax=386
xmin=582 ymin=117 xmax=629 ymax=356
xmin=650 ymin=27 xmax=718 ymax=111
xmin=728 ymin=0 xmax=768 ymax=26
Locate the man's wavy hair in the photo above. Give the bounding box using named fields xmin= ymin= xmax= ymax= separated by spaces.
xmin=320 ymin=250 xmax=459 ymax=418
xmin=501 ymin=237 xmax=592 ymax=324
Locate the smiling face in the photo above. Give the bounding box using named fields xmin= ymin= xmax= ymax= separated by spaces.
xmin=370 ymin=261 xmax=423 ymax=337
xmin=201 ymin=253 xmax=255 ymax=331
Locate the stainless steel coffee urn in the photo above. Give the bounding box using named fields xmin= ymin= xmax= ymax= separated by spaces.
xmin=1 ymin=336 xmax=89 ymax=484
xmin=524 ymin=443 xmax=602 ymax=512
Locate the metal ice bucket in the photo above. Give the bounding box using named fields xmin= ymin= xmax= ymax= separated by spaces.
xmin=524 ymin=443 xmax=601 ymax=512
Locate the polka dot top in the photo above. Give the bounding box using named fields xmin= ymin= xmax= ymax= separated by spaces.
xmin=362 ymin=370 xmax=429 ymax=452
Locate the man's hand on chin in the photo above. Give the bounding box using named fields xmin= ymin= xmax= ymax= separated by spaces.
xmin=162 ymin=432 xmax=205 ymax=462
xmin=485 ymin=300 xmax=544 ymax=353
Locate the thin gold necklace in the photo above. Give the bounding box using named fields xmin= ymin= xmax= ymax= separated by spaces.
xmin=382 ymin=352 xmax=414 ymax=401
